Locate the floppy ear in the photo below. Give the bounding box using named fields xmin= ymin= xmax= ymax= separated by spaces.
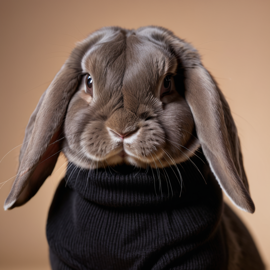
xmin=4 ymin=50 xmax=84 ymax=210
xmin=184 ymin=65 xmax=255 ymax=213
xmin=146 ymin=27 xmax=255 ymax=212
xmin=4 ymin=27 xmax=126 ymax=210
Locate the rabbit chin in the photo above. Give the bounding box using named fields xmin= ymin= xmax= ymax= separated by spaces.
xmin=63 ymin=143 xmax=200 ymax=170
xmin=101 ymin=151 xmax=184 ymax=169
xmin=105 ymin=154 xmax=150 ymax=168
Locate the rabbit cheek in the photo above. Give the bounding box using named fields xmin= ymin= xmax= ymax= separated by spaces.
xmin=79 ymin=90 xmax=92 ymax=103
xmin=64 ymin=97 xmax=91 ymax=146
xmin=81 ymin=121 xmax=121 ymax=161
xmin=125 ymin=122 xmax=165 ymax=163
xmin=161 ymin=97 xmax=199 ymax=164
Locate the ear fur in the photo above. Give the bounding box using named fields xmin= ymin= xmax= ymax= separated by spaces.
xmin=137 ymin=26 xmax=254 ymax=212
xmin=4 ymin=27 xmax=130 ymax=210
xmin=184 ymin=66 xmax=255 ymax=213
xmin=3 ymin=30 xmax=107 ymax=210
xmin=4 ymin=66 xmax=80 ymax=210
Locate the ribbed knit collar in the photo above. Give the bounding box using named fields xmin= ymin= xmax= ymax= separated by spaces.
xmin=65 ymin=151 xmax=218 ymax=208
xmin=48 ymin=150 xmax=228 ymax=269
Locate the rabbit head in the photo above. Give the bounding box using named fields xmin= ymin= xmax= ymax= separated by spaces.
xmin=4 ymin=26 xmax=255 ymax=214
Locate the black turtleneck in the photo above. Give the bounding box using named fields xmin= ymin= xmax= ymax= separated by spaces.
xmin=46 ymin=152 xmax=228 ymax=269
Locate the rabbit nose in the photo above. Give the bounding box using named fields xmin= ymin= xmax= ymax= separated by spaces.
xmin=109 ymin=128 xmax=139 ymax=139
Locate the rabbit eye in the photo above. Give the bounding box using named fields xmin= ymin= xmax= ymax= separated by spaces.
xmin=160 ymin=75 xmax=172 ymax=98
xmin=85 ymin=74 xmax=93 ymax=96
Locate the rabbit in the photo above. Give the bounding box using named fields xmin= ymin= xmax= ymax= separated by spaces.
xmin=4 ymin=26 xmax=265 ymax=269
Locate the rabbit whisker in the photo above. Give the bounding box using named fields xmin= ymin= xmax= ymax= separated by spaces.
xmin=154 ymin=152 xmax=173 ymax=197
xmin=0 ymin=147 xmax=69 ymax=190
xmin=0 ymin=177 xmax=15 ymax=190
xmin=167 ymin=142 xmax=206 ymax=184
xmin=134 ymin=166 xmax=142 ymax=177
xmin=54 ymin=159 xmax=69 ymax=175
xmin=85 ymin=158 xmax=94 ymax=192
xmin=102 ymin=161 xmax=109 ymax=177
xmin=0 ymin=143 xmax=23 ymax=164
xmin=66 ymin=164 xmax=79 ymax=187
xmin=104 ymin=159 xmax=114 ymax=176
xmin=161 ymin=149 xmax=183 ymax=197
xmin=149 ymin=151 xmax=163 ymax=197
xmin=166 ymin=138 xmax=204 ymax=163
xmin=65 ymin=149 xmax=85 ymax=186
xmin=49 ymin=136 xmax=66 ymax=145
xmin=96 ymin=159 xmax=99 ymax=175
xmin=75 ymin=166 xmax=84 ymax=188
xmin=0 ymin=135 xmax=66 ymax=165
xmin=148 ymin=154 xmax=158 ymax=197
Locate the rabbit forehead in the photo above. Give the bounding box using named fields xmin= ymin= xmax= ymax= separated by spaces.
xmin=123 ymin=35 xmax=177 ymax=91
xmin=81 ymin=29 xmax=177 ymax=95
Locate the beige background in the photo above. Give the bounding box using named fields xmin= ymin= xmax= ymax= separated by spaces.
xmin=0 ymin=0 xmax=269 ymax=269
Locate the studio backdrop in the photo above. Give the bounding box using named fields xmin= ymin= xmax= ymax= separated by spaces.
xmin=0 ymin=0 xmax=269 ymax=269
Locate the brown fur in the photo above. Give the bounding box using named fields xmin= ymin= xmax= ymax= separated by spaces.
xmin=4 ymin=26 xmax=265 ymax=268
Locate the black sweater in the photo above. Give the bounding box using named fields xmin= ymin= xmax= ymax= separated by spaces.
xmin=46 ymin=153 xmax=228 ymax=269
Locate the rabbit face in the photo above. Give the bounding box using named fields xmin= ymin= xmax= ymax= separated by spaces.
xmin=4 ymin=26 xmax=255 ymax=213
xmin=63 ymin=32 xmax=199 ymax=169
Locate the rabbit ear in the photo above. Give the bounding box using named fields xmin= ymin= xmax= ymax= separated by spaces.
xmin=3 ymin=27 xmax=128 ymax=210
xmin=141 ymin=25 xmax=255 ymax=213
xmin=184 ymin=65 xmax=255 ymax=213
xmin=4 ymin=60 xmax=81 ymax=210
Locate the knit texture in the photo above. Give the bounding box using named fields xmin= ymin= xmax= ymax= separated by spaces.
xmin=46 ymin=153 xmax=228 ymax=269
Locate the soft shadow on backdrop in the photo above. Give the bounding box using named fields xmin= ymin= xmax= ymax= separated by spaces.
xmin=0 ymin=0 xmax=269 ymax=269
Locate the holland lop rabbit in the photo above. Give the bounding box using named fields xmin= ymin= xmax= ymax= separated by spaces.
xmin=4 ymin=26 xmax=265 ymax=269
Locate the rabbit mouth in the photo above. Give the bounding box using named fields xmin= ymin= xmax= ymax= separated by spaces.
xmin=118 ymin=150 xmax=127 ymax=158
